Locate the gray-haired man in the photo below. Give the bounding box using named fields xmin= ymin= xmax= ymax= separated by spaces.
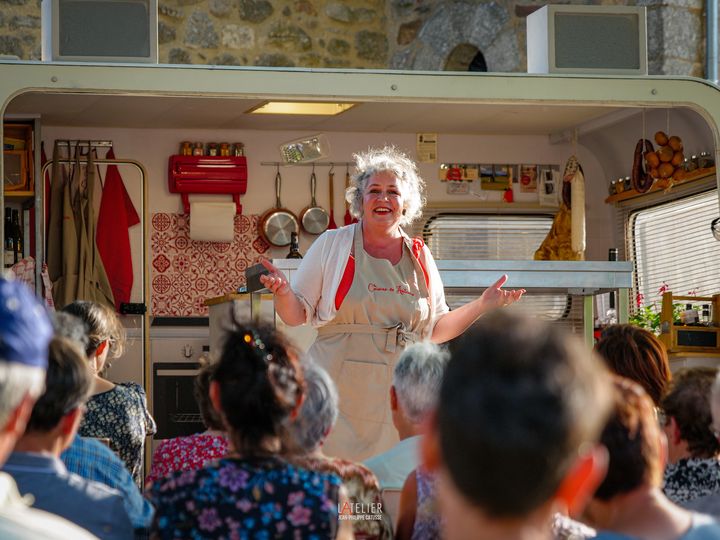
xmin=364 ymin=341 xmax=448 ymax=490
xmin=0 ymin=277 xmax=97 ymax=539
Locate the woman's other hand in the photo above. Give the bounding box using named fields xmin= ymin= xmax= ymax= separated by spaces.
xmin=480 ymin=274 xmax=526 ymax=310
xmin=260 ymin=259 xmax=291 ymax=296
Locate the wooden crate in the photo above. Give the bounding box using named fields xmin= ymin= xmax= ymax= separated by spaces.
xmin=3 ymin=123 xmax=33 ymax=192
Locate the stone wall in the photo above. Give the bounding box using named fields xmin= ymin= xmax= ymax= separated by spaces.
xmin=160 ymin=0 xmax=389 ymax=67
xmin=0 ymin=0 xmax=708 ymax=77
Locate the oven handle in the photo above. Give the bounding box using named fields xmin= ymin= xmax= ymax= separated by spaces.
xmin=156 ymin=369 xmax=200 ymax=376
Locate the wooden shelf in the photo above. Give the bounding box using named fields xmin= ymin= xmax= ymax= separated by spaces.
xmin=605 ymin=166 xmax=716 ymax=204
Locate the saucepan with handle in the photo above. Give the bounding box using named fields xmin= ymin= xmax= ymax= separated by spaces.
xmin=259 ymin=169 xmax=299 ymax=247
xmin=300 ymin=169 xmax=329 ymax=235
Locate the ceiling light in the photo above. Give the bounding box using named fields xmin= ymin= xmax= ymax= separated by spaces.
xmin=247 ymin=101 xmax=356 ymax=115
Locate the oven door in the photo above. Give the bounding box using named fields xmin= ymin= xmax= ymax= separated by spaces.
xmin=152 ymin=362 xmax=206 ymax=439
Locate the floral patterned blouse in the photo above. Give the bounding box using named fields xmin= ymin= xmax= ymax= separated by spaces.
xmin=146 ymin=432 xmax=229 ymax=486
xmin=664 ymin=457 xmax=720 ymax=503
xmin=148 ymin=456 xmax=342 ymax=540
xmin=292 ymin=455 xmax=392 ymax=540
xmin=411 ymin=468 xmax=440 ymax=540
xmin=79 ymin=382 xmax=156 ymax=487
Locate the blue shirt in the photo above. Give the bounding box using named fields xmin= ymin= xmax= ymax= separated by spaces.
xmin=594 ymin=512 xmax=720 ymax=540
xmin=3 ymin=452 xmax=133 ymax=540
xmin=61 ymin=435 xmax=154 ymax=530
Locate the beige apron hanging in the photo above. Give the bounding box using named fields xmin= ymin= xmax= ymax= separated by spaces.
xmin=46 ymin=141 xmax=69 ymax=283
xmin=310 ymin=223 xmax=431 ymax=461
xmin=52 ymin=145 xmax=115 ymax=308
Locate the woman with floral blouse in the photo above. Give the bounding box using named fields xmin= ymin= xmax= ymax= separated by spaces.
xmin=148 ymin=322 xmax=353 ymax=540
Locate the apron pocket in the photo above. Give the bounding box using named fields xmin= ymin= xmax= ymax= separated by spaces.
xmin=337 ymin=358 xmax=388 ymax=424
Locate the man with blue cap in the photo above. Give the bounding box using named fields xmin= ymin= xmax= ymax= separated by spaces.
xmin=0 ymin=276 xmax=97 ymax=539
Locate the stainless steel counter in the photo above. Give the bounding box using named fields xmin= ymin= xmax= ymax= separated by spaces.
xmin=274 ymin=258 xmax=633 ymax=345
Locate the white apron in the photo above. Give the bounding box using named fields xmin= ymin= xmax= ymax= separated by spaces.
xmin=309 ymin=224 xmax=431 ymax=461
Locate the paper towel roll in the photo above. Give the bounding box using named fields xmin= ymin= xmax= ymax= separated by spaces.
xmin=189 ymin=202 xmax=235 ymax=242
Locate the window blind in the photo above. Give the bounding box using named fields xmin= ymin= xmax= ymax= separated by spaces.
xmin=408 ymin=211 xmax=582 ymax=331
xmin=629 ymin=189 xmax=720 ymax=310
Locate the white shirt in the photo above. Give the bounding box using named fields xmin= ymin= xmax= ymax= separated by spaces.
xmin=364 ymin=435 xmax=421 ymax=490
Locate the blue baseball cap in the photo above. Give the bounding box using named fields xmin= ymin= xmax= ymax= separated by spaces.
xmin=0 ymin=277 xmax=52 ymax=369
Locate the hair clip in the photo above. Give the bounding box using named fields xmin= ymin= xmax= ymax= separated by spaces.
xmin=242 ymin=330 xmax=273 ymax=364
xmin=241 ymin=329 xmax=299 ymax=404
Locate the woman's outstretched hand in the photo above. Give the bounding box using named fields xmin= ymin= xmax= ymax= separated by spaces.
xmin=480 ymin=274 xmax=525 ymax=310
xmin=259 ymin=258 xmax=291 ymax=296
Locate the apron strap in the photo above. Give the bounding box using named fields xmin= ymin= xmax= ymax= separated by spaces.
xmin=317 ymin=322 xmax=417 ymax=353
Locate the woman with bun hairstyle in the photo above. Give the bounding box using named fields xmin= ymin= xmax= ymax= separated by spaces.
xmin=61 ymin=300 xmax=156 ymax=486
xmin=149 ymin=322 xmax=353 ymax=540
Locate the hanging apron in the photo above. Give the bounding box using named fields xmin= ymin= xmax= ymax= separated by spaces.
xmin=310 ymin=223 xmax=431 ymax=462
xmin=52 ymin=147 xmax=115 ymax=309
xmin=46 ymin=141 xmax=68 ymax=283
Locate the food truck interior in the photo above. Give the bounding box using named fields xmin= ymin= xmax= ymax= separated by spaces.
xmin=1 ymin=63 xmax=719 ymax=450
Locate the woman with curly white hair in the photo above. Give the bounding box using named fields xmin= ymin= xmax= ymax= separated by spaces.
xmin=261 ymin=146 xmax=524 ymax=459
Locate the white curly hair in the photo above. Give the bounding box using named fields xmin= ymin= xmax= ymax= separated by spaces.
xmin=346 ymin=146 xmax=426 ymax=227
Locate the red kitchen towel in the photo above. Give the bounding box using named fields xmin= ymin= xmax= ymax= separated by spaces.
xmin=96 ymin=148 xmax=140 ymax=309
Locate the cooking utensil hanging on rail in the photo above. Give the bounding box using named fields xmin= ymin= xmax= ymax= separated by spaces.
xmin=259 ymin=168 xmax=298 ymax=247
xmin=344 ymin=167 xmax=356 ymax=225
xmin=300 ymin=167 xmax=330 ymax=235
xmin=327 ymin=167 xmax=337 ymax=230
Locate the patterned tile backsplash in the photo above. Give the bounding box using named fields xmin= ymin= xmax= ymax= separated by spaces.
xmin=151 ymin=213 xmax=269 ymax=316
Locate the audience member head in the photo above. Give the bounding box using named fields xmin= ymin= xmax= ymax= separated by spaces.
xmin=193 ymin=361 xmax=224 ymax=431
xmin=661 ymin=367 xmax=720 ymax=462
xmin=24 ymin=337 xmax=93 ymax=447
xmin=391 ymin=341 xmax=448 ymax=433
xmin=0 ymin=278 xmax=52 ymax=463
xmin=61 ymin=300 xmax=126 ymax=374
xmin=591 ymin=376 xmax=664 ymax=506
xmin=210 ymin=322 xmax=304 ymax=456
xmin=287 ymin=361 xmax=338 ymax=454
xmin=710 ymin=372 xmax=720 ymax=442
xmin=51 ymin=311 xmax=90 ymax=352
xmin=427 ymin=312 xmax=611 ymax=526
xmin=595 ymin=324 xmax=671 ymax=407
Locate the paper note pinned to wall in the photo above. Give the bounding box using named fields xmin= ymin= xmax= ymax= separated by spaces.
xmin=417 ymin=133 xmax=437 ymax=163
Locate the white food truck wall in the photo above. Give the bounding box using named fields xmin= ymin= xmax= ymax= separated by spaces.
xmin=42 ymin=124 xmax=609 ymax=285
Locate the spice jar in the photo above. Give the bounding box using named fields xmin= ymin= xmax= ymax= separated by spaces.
xmin=615 ymin=177 xmax=625 ymax=194
xmin=233 ymin=143 xmax=245 ymax=157
xmin=698 ymin=151 xmax=714 ymax=169
xmin=207 ymin=143 xmax=219 ymax=156
xmin=608 ymin=179 xmax=617 ymax=196
xmin=192 ymin=142 xmax=204 ymax=156
xmin=219 ymin=143 xmax=230 ymax=156
xmin=180 ymin=141 xmax=193 ymax=156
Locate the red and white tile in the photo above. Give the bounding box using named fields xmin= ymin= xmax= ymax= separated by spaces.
xmin=150 ymin=213 xmax=269 ymax=316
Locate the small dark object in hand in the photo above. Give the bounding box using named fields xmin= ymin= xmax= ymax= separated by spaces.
xmin=245 ymin=263 xmax=271 ymax=293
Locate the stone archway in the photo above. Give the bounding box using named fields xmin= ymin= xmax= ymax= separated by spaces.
xmin=391 ymin=2 xmax=521 ymax=72
xmin=445 ymin=43 xmax=488 ymax=72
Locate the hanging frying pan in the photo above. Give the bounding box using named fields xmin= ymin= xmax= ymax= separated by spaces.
xmin=300 ymin=170 xmax=329 ymax=235
xmin=327 ymin=168 xmax=337 ymax=230
xmin=344 ymin=168 xmax=356 ymax=225
xmin=259 ymin=170 xmax=298 ymax=247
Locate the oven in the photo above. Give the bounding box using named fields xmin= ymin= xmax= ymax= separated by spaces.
xmin=152 ymin=362 xmax=204 ymax=439
xmin=150 ymin=319 xmax=209 ymax=446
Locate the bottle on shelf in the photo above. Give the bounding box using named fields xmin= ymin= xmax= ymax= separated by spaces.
xmin=3 ymin=208 xmax=13 ymax=268
xmin=680 ymin=303 xmax=699 ymax=325
xmin=10 ymin=209 xmax=22 ymax=264
xmin=604 ymin=248 xmax=618 ymax=325
xmin=286 ymin=232 xmax=303 ymax=259
xmin=702 ymin=304 xmax=712 ymax=325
